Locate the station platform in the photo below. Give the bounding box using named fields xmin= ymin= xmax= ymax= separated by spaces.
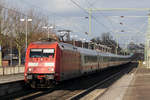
xmin=123 ymin=67 xmax=150 ymax=100
xmin=97 ymin=63 xmax=150 ymax=100
xmin=0 ymin=74 xmax=24 ymax=84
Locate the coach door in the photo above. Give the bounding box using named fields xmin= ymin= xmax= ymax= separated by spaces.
xmin=99 ymin=55 xmax=104 ymax=69
xmin=74 ymin=47 xmax=81 ymax=77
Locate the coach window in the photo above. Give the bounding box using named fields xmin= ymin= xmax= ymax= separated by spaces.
xmin=100 ymin=56 xmax=103 ymax=62
xmin=111 ymin=57 xmax=115 ymax=61
xmin=93 ymin=56 xmax=97 ymax=63
xmin=109 ymin=57 xmax=112 ymax=61
xmin=104 ymin=57 xmax=108 ymax=62
xmin=103 ymin=57 xmax=105 ymax=62
xmin=84 ymin=56 xmax=88 ymax=64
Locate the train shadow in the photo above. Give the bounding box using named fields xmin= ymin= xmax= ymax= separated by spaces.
xmin=2 ymin=62 xmax=138 ymax=100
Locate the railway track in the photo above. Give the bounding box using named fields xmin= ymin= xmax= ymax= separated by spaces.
xmin=1 ymin=62 xmax=138 ymax=100
xmin=69 ymin=62 xmax=137 ymax=100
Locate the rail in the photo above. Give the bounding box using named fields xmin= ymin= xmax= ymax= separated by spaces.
xmin=1 ymin=63 xmax=137 ymax=100
xmin=68 ymin=64 xmax=133 ymax=100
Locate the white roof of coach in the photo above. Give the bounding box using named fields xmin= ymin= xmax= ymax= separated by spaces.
xmin=58 ymin=42 xmax=131 ymax=58
xmin=58 ymin=42 xmax=98 ymax=56
xmin=78 ymin=47 xmax=98 ymax=56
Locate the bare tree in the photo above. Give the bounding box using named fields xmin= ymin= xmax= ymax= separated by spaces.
xmin=0 ymin=2 xmax=12 ymax=66
xmin=7 ymin=8 xmax=26 ymax=66
xmin=0 ymin=1 xmax=56 ymax=66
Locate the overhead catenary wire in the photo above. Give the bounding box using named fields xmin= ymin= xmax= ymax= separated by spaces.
xmin=82 ymin=0 xmax=125 ymax=35
xmin=70 ymin=0 xmax=122 ymax=47
xmin=108 ymin=16 xmax=147 ymax=35
xmin=80 ymin=0 xmax=124 ymax=47
xmin=15 ymin=0 xmax=115 ymax=38
xmin=20 ymin=0 xmax=90 ymax=35
xmin=86 ymin=0 xmax=100 ymax=8
xmin=95 ymin=11 xmax=147 ymax=45
xmin=19 ymin=0 xmax=58 ymax=18
xmin=70 ymin=0 xmax=123 ymax=50
xmin=70 ymin=0 xmax=112 ymax=31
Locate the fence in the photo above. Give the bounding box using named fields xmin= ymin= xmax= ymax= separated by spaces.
xmin=0 ymin=66 xmax=24 ymax=75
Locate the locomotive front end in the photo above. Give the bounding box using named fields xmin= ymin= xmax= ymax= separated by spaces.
xmin=24 ymin=42 xmax=58 ymax=88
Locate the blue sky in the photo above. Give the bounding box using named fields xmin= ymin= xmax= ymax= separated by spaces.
xmin=4 ymin=0 xmax=150 ymax=47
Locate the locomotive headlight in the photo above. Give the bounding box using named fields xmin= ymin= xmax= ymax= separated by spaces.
xmin=51 ymin=68 xmax=54 ymax=71
xmin=28 ymin=68 xmax=32 ymax=72
xmin=28 ymin=62 xmax=38 ymax=66
xmin=44 ymin=62 xmax=54 ymax=66
xmin=48 ymin=68 xmax=54 ymax=72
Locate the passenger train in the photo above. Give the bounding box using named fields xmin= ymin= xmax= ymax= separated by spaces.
xmin=24 ymin=41 xmax=132 ymax=88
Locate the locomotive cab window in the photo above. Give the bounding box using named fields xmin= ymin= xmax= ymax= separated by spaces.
xmin=30 ymin=48 xmax=55 ymax=58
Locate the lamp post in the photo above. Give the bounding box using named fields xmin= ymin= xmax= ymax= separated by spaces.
xmin=20 ymin=18 xmax=32 ymax=50
xmin=0 ymin=45 xmax=1 ymax=67
xmin=42 ymin=26 xmax=54 ymax=39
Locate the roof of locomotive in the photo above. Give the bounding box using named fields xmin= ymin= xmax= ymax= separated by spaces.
xmin=30 ymin=41 xmax=58 ymax=45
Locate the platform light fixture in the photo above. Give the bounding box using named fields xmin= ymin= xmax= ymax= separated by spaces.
xmin=20 ymin=18 xmax=32 ymax=50
xmin=42 ymin=25 xmax=54 ymax=39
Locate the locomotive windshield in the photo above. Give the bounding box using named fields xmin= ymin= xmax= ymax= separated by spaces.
xmin=30 ymin=48 xmax=55 ymax=58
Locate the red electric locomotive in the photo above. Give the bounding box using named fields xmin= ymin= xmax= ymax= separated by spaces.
xmin=24 ymin=41 xmax=131 ymax=88
xmin=24 ymin=41 xmax=81 ymax=88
